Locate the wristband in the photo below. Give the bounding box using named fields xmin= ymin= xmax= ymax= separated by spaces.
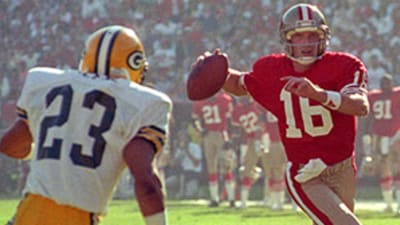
xmin=323 ymin=91 xmax=342 ymax=110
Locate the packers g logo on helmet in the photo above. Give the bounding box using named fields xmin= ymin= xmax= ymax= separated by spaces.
xmin=128 ymin=51 xmax=146 ymax=70
xmin=79 ymin=25 xmax=148 ymax=83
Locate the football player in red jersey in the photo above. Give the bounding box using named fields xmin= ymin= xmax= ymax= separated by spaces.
xmin=231 ymin=97 xmax=263 ymax=209
xmin=362 ymin=74 xmax=400 ymax=215
xmin=260 ymin=111 xmax=287 ymax=211
xmin=193 ymin=3 xmax=369 ymax=225
xmin=192 ymin=90 xmax=236 ymax=207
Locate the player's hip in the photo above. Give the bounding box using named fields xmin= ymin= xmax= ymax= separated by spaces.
xmin=286 ymin=157 xmax=355 ymax=181
xmin=12 ymin=193 xmax=102 ymax=225
xmin=285 ymin=158 xmax=358 ymax=224
xmin=285 ymin=148 xmax=354 ymax=165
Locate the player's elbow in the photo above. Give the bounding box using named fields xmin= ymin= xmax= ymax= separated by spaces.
xmin=340 ymin=93 xmax=369 ymax=116
xmin=341 ymin=98 xmax=369 ymax=116
xmin=0 ymin=120 xmax=33 ymax=159
xmin=351 ymin=95 xmax=370 ymax=116
xmin=356 ymin=101 xmax=369 ymax=117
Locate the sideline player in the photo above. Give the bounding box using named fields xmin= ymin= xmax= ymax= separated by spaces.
xmin=0 ymin=25 xmax=172 ymax=225
xmin=191 ymin=3 xmax=368 ymax=225
xmin=260 ymin=111 xmax=287 ymax=211
xmin=362 ymin=74 xmax=400 ymax=214
xmin=231 ymin=96 xmax=263 ymax=209
xmin=192 ymin=90 xmax=235 ymax=207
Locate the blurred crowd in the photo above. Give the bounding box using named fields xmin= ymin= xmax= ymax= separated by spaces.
xmin=1 ymin=0 xmax=400 ymax=198
xmin=1 ymin=0 xmax=400 ymax=106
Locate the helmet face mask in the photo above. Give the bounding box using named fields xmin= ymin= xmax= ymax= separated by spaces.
xmin=279 ymin=3 xmax=331 ymax=65
xmin=79 ymin=25 xmax=148 ymax=84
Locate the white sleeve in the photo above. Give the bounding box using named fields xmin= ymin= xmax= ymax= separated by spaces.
xmin=135 ymin=94 xmax=173 ymax=152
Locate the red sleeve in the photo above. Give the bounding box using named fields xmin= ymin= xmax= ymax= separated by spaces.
xmin=332 ymin=53 xmax=368 ymax=93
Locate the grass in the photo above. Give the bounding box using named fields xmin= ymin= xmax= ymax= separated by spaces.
xmin=1 ymin=198 xmax=399 ymax=225
xmin=0 ymin=181 xmax=395 ymax=224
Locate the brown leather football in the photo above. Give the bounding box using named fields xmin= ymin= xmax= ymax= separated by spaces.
xmin=186 ymin=52 xmax=229 ymax=101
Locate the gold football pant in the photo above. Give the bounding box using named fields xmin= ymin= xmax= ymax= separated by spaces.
xmin=286 ymin=158 xmax=362 ymax=225
xmin=11 ymin=193 xmax=101 ymax=225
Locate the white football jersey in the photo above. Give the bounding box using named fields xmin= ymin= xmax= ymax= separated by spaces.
xmin=17 ymin=67 xmax=172 ymax=214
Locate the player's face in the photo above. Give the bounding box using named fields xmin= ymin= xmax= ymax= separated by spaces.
xmin=290 ymin=31 xmax=320 ymax=59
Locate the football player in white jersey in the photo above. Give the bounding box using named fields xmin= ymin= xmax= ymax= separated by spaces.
xmin=0 ymin=25 xmax=172 ymax=225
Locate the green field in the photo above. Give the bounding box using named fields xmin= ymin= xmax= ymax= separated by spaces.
xmin=1 ymin=198 xmax=399 ymax=225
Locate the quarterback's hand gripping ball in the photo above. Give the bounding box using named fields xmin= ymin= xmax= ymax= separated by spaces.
xmin=186 ymin=49 xmax=229 ymax=100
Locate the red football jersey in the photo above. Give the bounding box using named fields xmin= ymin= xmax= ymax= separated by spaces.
xmin=244 ymin=52 xmax=368 ymax=165
xmin=192 ymin=91 xmax=232 ymax=132
xmin=368 ymin=87 xmax=400 ymax=137
xmin=232 ymin=101 xmax=261 ymax=141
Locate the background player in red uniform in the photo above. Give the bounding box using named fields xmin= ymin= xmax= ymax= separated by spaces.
xmin=192 ymin=90 xmax=235 ymax=207
xmin=231 ymin=97 xmax=263 ymax=209
xmin=362 ymin=74 xmax=400 ymax=214
xmin=192 ymin=3 xmax=369 ymax=225
xmin=261 ymin=111 xmax=287 ymax=211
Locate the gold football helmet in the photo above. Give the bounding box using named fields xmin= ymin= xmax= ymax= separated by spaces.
xmin=279 ymin=3 xmax=331 ymax=65
xmin=79 ymin=25 xmax=148 ymax=83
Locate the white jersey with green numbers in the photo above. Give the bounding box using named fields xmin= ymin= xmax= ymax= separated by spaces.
xmin=17 ymin=67 xmax=172 ymax=214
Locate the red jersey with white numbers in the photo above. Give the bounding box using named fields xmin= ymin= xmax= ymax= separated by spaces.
xmin=244 ymin=52 xmax=368 ymax=165
xmin=232 ymin=101 xmax=261 ymax=141
xmin=368 ymin=87 xmax=400 ymax=137
xmin=192 ymin=92 xmax=232 ymax=132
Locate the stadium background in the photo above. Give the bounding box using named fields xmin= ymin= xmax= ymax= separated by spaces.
xmin=0 ymin=0 xmax=397 ymax=202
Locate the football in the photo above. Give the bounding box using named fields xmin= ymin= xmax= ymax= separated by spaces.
xmin=186 ymin=51 xmax=229 ymax=101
